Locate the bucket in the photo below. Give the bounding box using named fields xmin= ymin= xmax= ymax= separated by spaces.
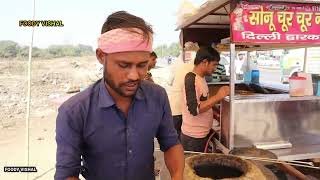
xmin=251 ymin=70 xmax=260 ymax=84
xmin=289 ymin=76 xmax=306 ymax=97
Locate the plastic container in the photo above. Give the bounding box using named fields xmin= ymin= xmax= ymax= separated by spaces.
xmin=243 ymin=72 xmax=251 ymax=83
xmin=251 ymin=70 xmax=260 ymax=84
xmin=298 ymin=72 xmax=313 ymax=95
xmin=289 ymin=77 xmax=306 ymax=97
xmin=312 ymin=75 xmax=320 ymax=96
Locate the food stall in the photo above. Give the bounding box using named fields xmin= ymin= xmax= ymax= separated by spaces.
xmin=176 ymin=0 xmax=320 ymax=161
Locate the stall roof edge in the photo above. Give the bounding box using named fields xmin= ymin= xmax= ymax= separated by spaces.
xmin=176 ymin=0 xmax=230 ymax=30
xmin=176 ymin=0 xmax=320 ymax=31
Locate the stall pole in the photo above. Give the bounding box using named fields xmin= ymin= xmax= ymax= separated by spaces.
xmin=180 ymin=30 xmax=185 ymax=62
xmin=229 ymin=43 xmax=236 ymax=149
xmin=303 ymin=48 xmax=308 ymax=73
xmin=25 ymin=0 xmax=35 ymax=178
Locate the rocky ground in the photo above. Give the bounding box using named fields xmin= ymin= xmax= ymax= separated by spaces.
xmin=0 ymin=56 xmax=101 ymax=179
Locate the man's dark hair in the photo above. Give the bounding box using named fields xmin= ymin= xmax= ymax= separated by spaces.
xmin=194 ymin=46 xmax=220 ymax=65
xmin=101 ymin=11 xmax=153 ymax=43
xmin=150 ymin=51 xmax=157 ymax=58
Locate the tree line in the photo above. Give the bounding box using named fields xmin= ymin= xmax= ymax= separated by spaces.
xmin=153 ymin=42 xmax=181 ymax=58
xmin=0 ymin=40 xmax=94 ymax=59
xmin=0 ymin=40 xmax=181 ymax=59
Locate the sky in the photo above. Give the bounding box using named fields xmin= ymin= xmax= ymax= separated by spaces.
xmin=0 ymin=0 xmax=206 ymax=48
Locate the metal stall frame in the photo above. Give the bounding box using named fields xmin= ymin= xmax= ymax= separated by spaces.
xmin=176 ymin=0 xmax=320 ymax=159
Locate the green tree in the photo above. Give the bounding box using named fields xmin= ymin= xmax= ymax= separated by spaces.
xmin=168 ymin=43 xmax=181 ymax=57
xmin=77 ymin=44 xmax=94 ymax=56
xmin=47 ymin=44 xmax=94 ymax=57
xmin=32 ymin=47 xmax=43 ymax=58
xmin=18 ymin=46 xmax=29 ymax=57
xmin=154 ymin=42 xmax=181 ymax=58
xmin=154 ymin=44 xmax=168 ymax=57
xmin=0 ymin=40 xmax=19 ymax=58
xmin=17 ymin=46 xmax=47 ymax=58
xmin=0 ymin=41 xmax=95 ymax=59
xmin=48 ymin=45 xmax=63 ymax=57
xmin=61 ymin=45 xmax=78 ymax=56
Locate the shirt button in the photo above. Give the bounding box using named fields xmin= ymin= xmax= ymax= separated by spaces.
xmin=121 ymin=161 xmax=126 ymax=166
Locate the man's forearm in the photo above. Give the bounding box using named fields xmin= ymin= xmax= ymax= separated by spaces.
xmin=164 ymin=144 xmax=185 ymax=180
xmin=198 ymin=95 xmax=220 ymax=113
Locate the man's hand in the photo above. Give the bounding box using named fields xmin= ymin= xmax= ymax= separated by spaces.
xmin=216 ymin=86 xmax=230 ymax=100
xmin=198 ymin=86 xmax=229 ymax=114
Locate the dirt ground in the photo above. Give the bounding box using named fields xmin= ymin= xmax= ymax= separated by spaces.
xmin=0 ymin=56 xmax=102 ymax=179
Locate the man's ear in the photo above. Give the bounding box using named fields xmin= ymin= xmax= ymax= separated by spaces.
xmin=203 ymin=59 xmax=209 ymax=66
xmin=96 ymin=48 xmax=106 ymax=65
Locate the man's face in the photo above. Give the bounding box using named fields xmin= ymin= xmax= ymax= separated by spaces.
xmin=238 ymin=54 xmax=245 ymax=61
xmin=149 ymin=56 xmax=157 ymax=69
xmin=97 ymin=49 xmax=150 ymax=97
xmin=204 ymin=60 xmax=219 ymax=76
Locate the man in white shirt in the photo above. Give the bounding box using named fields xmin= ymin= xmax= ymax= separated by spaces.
xmin=167 ymin=52 xmax=196 ymax=139
xmin=235 ymin=52 xmax=247 ymax=80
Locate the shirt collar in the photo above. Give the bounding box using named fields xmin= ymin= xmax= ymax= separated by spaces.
xmin=98 ymin=79 xmax=145 ymax=108
xmin=98 ymin=79 xmax=115 ymax=108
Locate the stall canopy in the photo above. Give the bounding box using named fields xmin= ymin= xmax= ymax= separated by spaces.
xmin=177 ymin=0 xmax=320 ymax=50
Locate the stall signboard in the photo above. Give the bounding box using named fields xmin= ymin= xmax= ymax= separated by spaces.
xmin=231 ymin=1 xmax=320 ymax=44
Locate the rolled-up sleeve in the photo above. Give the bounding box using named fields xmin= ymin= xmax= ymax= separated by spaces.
xmin=55 ymin=106 xmax=83 ymax=180
xmin=156 ymin=89 xmax=180 ymax=152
